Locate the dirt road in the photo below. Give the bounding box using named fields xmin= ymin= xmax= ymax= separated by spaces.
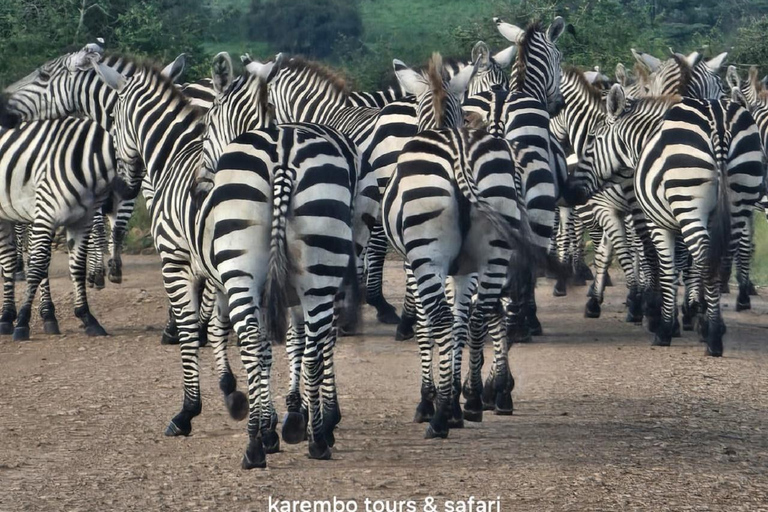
xmin=1 ymin=254 xmax=767 ymax=511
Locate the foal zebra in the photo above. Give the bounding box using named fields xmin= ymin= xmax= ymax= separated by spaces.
xmin=566 ymin=86 xmax=764 ymax=356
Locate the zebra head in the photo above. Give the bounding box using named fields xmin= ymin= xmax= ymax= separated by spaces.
xmin=497 ymin=16 xmax=566 ymax=116
xmin=562 ymin=84 xmax=635 ymax=205
xmin=648 ymin=51 xmax=725 ymax=100
xmin=393 ymin=53 xmax=478 ymax=131
xmin=200 ymin=53 xmax=284 ymax=177
xmin=4 ymin=44 xmax=104 ymax=122
xmin=467 ymin=41 xmax=513 ymax=95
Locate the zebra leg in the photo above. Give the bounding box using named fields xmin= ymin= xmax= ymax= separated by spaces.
xmin=553 ymin=206 xmax=571 ymax=296
xmin=66 ymin=222 xmax=107 ymax=336
xmin=396 ymin=262 xmax=418 ymax=341
xmin=447 ymin=274 xmax=475 ymax=429
xmin=86 ymin=213 xmax=107 ymax=290
xmin=681 ymin=251 xmax=701 ymax=332
xmin=0 ymin=223 xmax=18 ymax=334
xmin=703 ymin=263 xmax=726 ymax=357
xmin=520 ymin=268 xmax=542 ymax=336
xmin=163 ymin=267 xmax=203 ymax=439
xmin=299 ymin=295 xmax=337 ymax=459
xmin=320 ymin=300 xmax=342 ymax=447
xmin=282 ymin=310 xmax=307 ymax=444
xmin=735 ymin=214 xmax=753 ymax=311
xmin=208 ymin=291 xmax=247 ymax=422
xmin=586 ymin=232 xmax=612 ymax=318
xmin=13 ymin=219 xmax=56 ymax=341
xmin=365 ymin=224 xmax=400 ymax=324
xmin=570 ymin=214 xmax=588 ymax=286
xmin=463 ymin=301 xmax=487 ymax=421
xmin=106 ymin=196 xmax=135 ymax=284
xmin=197 ymin=281 xmax=216 ymax=348
xmin=257 ymin=326 xmax=279 ymax=455
xmin=37 ymin=278 xmax=60 ymax=334
xmin=13 ymin=224 xmax=26 ymax=281
xmin=408 ymin=266 xmax=436 ymax=424
xmin=651 ymin=228 xmax=677 ymax=347
xmin=236 ymin=317 xmax=270 ymax=469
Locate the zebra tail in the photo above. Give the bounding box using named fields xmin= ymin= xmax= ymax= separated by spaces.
xmin=263 ymin=165 xmax=296 ymax=344
xmin=453 ymin=147 xmax=545 ymax=275
xmin=708 ymin=131 xmax=732 ymax=279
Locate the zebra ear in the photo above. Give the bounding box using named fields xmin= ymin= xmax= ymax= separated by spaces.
xmin=161 ymin=54 xmax=186 ymax=83
xmin=492 ymin=45 xmax=516 ymax=68
xmin=606 ymin=84 xmax=626 ymax=120
xmin=69 ymin=46 xmax=103 ymax=72
xmin=494 ymin=17 xmax=524 ymax=44
xmin=91 ymin=61 xmax=126 ymax=92
xmin=393 ymin=59 xmax=429 ymax=97
xmin=731 ymin=88 xmax=748 ymax=108
xmin=246 ymin=53 xmax=283 ymax=83
xmin=211 ymin=52 xmax=234 ymax=95
xmin=615 ymin=63 xmax=627 ymax=86
xmin=449 ymin=58 xmax=479 ymax=97
xmin=705 ymin=52 xmax=728 ymax=73
xmin=726 ymin=66 xmax=741 ymax=92
xmin=471 ymin=41 xmax=491 ymax=71
xmin=547 ymin=16 xmax=565 ymax=43
xmin=686 ymin=51 xmax=702 ymax=67
xmin=631 ymin=49 xmax=661 ymax=72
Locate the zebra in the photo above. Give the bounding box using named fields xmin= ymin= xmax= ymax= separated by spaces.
xmin=565 ymin=86 xmax=764 ymax=356
xmin=726 ymin=65 xmax=768 ymax=309
xmin=382 ymin=52 xmax=540 ymax=439
xmin=88 ymin=52 xmax=357 ymax=467
xmin=245 ymin=43 xmax=508 ymax=332
xmin=5 ymin=45 xmax=195 ymax=344
xmin=0 ymin=115 xmax=140 ymax=340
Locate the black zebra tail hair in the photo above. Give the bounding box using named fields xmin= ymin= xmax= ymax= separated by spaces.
xmin=708 ymin=129 xmax=732 ymax=279
xmin=264 ymin=165 xmax=297 ymax=345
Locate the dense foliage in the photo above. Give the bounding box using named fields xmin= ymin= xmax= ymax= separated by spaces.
xmin=3 ymin=0 xmax=768 ymax=89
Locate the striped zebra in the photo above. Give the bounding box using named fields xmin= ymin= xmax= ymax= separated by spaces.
xmin=382 ymin=52 xmax=535 ymax=438
xmin=94 ymin=53 xmax=355 ymax=466
xmin=566 ymin=86 xmax=764 ymax=356
xmin=245 ymin=45 xmax=506 ymax=332
xmin=725 ymin=65 xmax=768 ymax=309
xmin=0 ymin=116 xmax=139 ymax=340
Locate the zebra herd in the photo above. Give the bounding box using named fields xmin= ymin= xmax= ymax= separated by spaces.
xmin=1 ymin=15 xmax=767 ymax=468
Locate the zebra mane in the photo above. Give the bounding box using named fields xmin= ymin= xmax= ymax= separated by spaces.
xmin=512 ymin=20 xmax=544 ymax=92
xmin=670 ymin=53 xmax=694 ymax=96
xmin=563 ymin=66 xmax=605 ymax=106
xmin=427 ymin=53 xmax=448 ymax=128
xmin=103 ymin=52 xmax=197 ymax=108
xmin=283 ymin=57 xmax=350 ymax=96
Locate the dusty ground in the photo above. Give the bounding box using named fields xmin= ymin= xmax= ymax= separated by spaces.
xmin=0 ymin=253 xmax=767 ymax=512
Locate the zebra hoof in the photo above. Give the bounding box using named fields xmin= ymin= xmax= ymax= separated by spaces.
xmin=225 ymin=391 xmax=248 ymax=421
xmin=424 ymin=424 xmax=449 ymax=440
xmin=494 ymin=392 xmax=514 ymax=415
xmin=584 ymin=297 xmax=601 ymax=318
xmin=736 ymin=300 xmax=751 ymax=312
xmin=376 ymin=308 xmax=400 ymax=325
xmin=13 ymin=270 xmax=25 ymax=282
xmin=161 ymin=330 xmax=180 ymax=345
xmin=262 ymin=430 xmax=280 ymax=454
xmin=720 ymin=282 xmax=731 ymax=294
xmin=308 ymin=440 xmax=332 ymax=460
xmin=748 ymin=281 xmax=758 ymax=296
xmin=92 ymin=273 xmax=105 ymax=290
xmin=705 ymin=322 xmax=725 ymax=357
xmin=0 ymin=322 xmax=14 ymax=335
xmin=448 ymin=398 xmax=464 ymax=428
xmin=281 ymin=411 xmax=307 ymax=445
xmin=241 ymin=438 xmax=267 ymax=469
xmin=651 ymin=334 xmax=671 ymax=347
xmin=604 ymin=272 xmax=613 ymax=287
xmin=413 ymin=399 xmax=435 ymax=423
xmin=553 ymin=279 xmax=567 ymax=297
xmin=43 ymin=320 xmax=61 ymax=335
xmin=672 ymin=319 xmax=681 ymax=338
xmin=85 ymin=323 xmax=108 ymax=337
xmin=395 ymin=315 xmax=416 ymax=341
xmin=481 ymin=377 xmax=496 ymax=411
xmin=528 ymin=315 xmax=543 ymax=336
xmin=736 ymin=287 xmax=751 ymax=311
xmin=164 ymin=418 xmax=191 ymax=437
xmin=462 ymin=407 xmax=483 ymax=423
xmin=12 ymin=326 xmax=30 ymax=342
xmin=570 ymin=275 xmax=587 ymax=287
xmin=447 ymin=416 xmax=464 ymax=429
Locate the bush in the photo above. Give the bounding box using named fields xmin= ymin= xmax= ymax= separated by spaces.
xmin=248 ymin=0 xmax=363 ymax=59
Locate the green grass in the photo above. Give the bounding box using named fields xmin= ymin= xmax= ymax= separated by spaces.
xmin=750 ymin=214 xmax=768 ymax=285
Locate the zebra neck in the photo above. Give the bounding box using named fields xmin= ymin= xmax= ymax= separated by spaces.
xmin=128 ymin=95 xmax=205 ymax=189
